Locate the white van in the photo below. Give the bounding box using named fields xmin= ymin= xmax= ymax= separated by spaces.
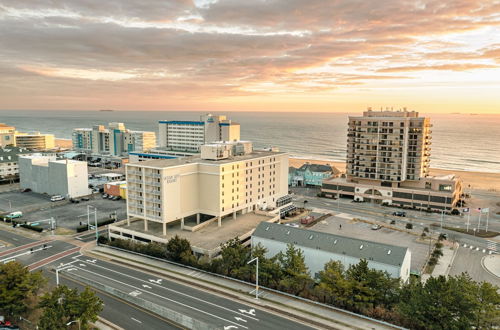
xmin=6 ymin=211 xmax=22 ymax=219
xmin=50 ymin=195 xmax=65 ymax=202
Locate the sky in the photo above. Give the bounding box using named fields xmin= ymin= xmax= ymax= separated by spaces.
xmin=0 ymin=0 xmax=499 ymax=113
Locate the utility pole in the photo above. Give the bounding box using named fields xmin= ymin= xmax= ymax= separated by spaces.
xmin=247 ymin=257 xmax=259 ymax=299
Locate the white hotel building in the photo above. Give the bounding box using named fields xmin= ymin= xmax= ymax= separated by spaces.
xmin=158 ymin=114 xmax=240 ymax=152
xmin=124 ymin=141 xmax=292 ymax=236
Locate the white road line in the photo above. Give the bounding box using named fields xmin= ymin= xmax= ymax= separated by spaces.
xmin=12 ymin=238 xmax=18 ymax=241
xmin=76 ymin=258 xmax=259 ymax=321
xmin=131 ymin=317 xmax=142 ymax=324
xmin=68 ymin=266 xmax=248 ymax=329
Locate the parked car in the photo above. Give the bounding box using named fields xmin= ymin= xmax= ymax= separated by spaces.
xmin=69 ymin=198 xmax=80 ymax=203
xmin=300 ymin=215 xmax=316 ymax=225
xmin=392 ymin=211 xmax=406 ymax=217
xmin=112 ymin=196 xmax=122 ymax=201
xmin=81 ymin=197 xmax=90 ymax=201
xmin=50 ymin=195 xmax=65 ymax=202
xmin=390 ymin=219 xmax=396 ymax=225
xmin=6 ymin=211 xmax=23 ymax=219
xmin=21 ymin=188 xmax=32 ymax=193
xmin=102 ymin=194 xmax=108 ymax=199
xmin=284 ymin=223 xmax=300 ymax=228
xmin=371 ymin=224 xmax=381 ymax=230
xmin=107 ymin=194 xmax=114 ymax=199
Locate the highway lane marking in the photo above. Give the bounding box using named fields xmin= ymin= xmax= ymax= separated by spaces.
xmin=75 ymin=258 xmax=259 ymax=321
xmin=55 ymin=273 xmax=184 ymax=330
xmin=131 ymin=317 xmax=142 ymax=324
xmin=12 ymin=238 xmax=18 ymax=241
xmin=67 ymin=266 xmax=249 ymax=329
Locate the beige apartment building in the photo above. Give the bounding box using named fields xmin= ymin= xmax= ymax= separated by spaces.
xmin=0 ymin=123 xmax=16 ymax=147
xmin=322 ymin=109 xmax=462 ymax=211
xmin=123 ymin=141 xmax=291 ymax=237
xmin=14 ymin=132 xmax=55 ymax=150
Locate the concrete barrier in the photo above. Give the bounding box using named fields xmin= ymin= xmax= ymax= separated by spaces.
xmin=69 ymin=273 xmax=218 ymax=330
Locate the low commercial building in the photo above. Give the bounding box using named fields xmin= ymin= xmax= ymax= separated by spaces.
xmin=252 ymin=222 xmax=411 ymax=282
xmin=110 ymin=141 xmax=292 ymax=250
xmin=19 ymin=155 xmax=89 ymax=198
xmin=104 ymin=181 xmax=127 ymax=199
xmin=15 ymin=132 xmax=55 ymax=150
xmin=0 ymin=147 xmax=33 ymax=184
xmin=288 ymin=163 xmax=339 ymax=187
xmin=322 ymin=174 xmax=462 ymax=211
xmin=72 ymin=122 xmax=156 ymax=157
xmin=158 ymin=114 xmax=240 ymax=152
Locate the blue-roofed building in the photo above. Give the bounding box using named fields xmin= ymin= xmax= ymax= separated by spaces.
xmin=289 ymin=163 xmax=339 ymax=187
xmin=158 ymin=114 xmax=240 ymax=152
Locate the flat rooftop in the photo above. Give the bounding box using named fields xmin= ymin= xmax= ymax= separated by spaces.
xmin=128 ymin=149 xmax=286 ymax=168
xmin=115 ymin=212 xmax=276 ymax=251
xmin=324 ymin=176 xmax=458 ymax=191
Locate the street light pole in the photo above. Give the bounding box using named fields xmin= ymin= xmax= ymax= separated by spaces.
xmin=247 ymin=257 xmax=259 ymax=299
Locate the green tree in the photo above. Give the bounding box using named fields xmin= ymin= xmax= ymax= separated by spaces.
xmin=212 ymin=238 xmax=251 ymax=278
xmin=316 ymin=261 xmax=350 ymax=307
xmin=474 ymin=281 xmax=500 ymax=328
xmin=277 ymin=244 xmax=313 ymax=296
xmin=249 ymin=244 xmax=283 ymax=289
xmin=166 ymin=235 xmax=193 ymax=263
xmin=38 ymin=285 xmax=103 ymax=330
xmin=0 ymin=261 xmax=45 ymax=319
xmin=397 ymin=274 xmax=481 ymax=329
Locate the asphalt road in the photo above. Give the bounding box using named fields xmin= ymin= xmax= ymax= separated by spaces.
xmin=0 ymin=228 xmax=184 ymax=330
xmin=59 ymin=256 xmax=315 ymax=330
xmin=0 ymin=227 xmax=35 ymax=247
xmin=46 ymin=268 xmax=183 ymax=330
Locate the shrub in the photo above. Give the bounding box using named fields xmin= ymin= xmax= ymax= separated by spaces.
xmin=20 ymin=224 xmax=43 ymax=232
xmin=405 ymin=223 xmax=413 ymax=229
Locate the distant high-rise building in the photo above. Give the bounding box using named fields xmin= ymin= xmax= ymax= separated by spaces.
xmin=158 ymin=114 xmax=240 ymax=152
xmin=0 ymin=123 xmax=55 ymax=150
xmin=346 ymin=109 xmax=432 ymax=182
xmin=72 ymin=123 xmax=156 ymax=157
xmin=322 ymin=108 xmax=462 ymax=211
xmin=0 ymin=123 xmax=16 ymax=147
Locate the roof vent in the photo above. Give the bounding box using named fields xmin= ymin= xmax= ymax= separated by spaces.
xmin=333 ymin=239 xmax=337 ymax=244
xmin=286 ymin=230 xmax=290 ymax=235
xmin=308 ymin=234 xmax=314 ymax=240
xmin=387 ymin=250 xmax=391 ymax=255
xmin=359 ymin=244 xmax=364 ymax=250
xmin=265 ymin=226 xmax=270 ymax=231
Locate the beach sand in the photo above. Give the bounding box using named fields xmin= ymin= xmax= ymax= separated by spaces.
xmin=289 ymin=157 xmax=500 ymax=192
xmin=55 ymin=138 xmax=72 ymax=148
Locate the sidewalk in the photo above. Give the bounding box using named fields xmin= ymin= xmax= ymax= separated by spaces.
xmin=86 ymin=245 xmax=401 ymax=330
xmin=422 ymin=242 xmax=458 ymax=282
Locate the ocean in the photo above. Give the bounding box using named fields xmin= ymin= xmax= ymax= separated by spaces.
xmin=0 ymin=110 xmax=499 ymax=173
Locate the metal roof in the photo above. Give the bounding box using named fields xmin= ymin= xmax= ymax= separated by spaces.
xmin=253 ymin=222 xmax=408 ymax=267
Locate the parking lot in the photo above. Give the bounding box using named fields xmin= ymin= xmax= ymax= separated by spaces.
xmin=0 ymin=191 xmax=53 ymax=213
xmin=0 ymin=190 xmax=127 ymax=230
xmin=309 ymin=214 xmax=430 ymax=274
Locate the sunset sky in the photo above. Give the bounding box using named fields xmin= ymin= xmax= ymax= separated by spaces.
xmin=0 ymin=1 xmax=499 ymax=113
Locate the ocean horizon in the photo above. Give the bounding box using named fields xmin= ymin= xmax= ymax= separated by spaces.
xmin=1 ymin=110 xmax=499 ymax=174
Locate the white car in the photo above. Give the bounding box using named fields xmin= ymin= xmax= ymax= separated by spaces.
xmin=50 ymin=195 xmax=65 ymax=202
